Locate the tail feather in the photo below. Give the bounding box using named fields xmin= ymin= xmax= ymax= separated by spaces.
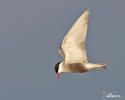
xmin=95 ymin=63 xmax=106 ymax=69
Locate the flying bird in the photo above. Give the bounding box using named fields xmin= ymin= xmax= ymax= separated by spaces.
xmin=55 ymin=10 xmax=106 ymax=80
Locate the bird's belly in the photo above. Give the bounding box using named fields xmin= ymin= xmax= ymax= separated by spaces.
xmin=66 ymin=63 xmax=88 ymax=73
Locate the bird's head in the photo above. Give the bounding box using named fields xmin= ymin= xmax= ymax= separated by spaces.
xmin=54 ymin=62 xmax=61 ymax=80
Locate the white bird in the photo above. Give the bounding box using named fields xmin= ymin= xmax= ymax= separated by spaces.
xmin=55 ymin=10 xmax=106 ymax=80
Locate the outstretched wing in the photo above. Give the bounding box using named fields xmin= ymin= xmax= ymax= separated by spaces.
xmin=59 ymin=10 xmax=89 ymax=63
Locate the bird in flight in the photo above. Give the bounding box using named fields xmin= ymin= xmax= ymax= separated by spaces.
xmin=55 ymin=10 xmax=106 ymax=80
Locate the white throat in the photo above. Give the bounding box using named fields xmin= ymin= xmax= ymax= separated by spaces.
xmin=58 ymin=62 xmax=63 ymax=73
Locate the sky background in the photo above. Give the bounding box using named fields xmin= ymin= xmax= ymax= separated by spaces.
xmin=0 ymin=0 xmax=125 ymax=100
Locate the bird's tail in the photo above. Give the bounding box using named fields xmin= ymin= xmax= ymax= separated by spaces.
xmin=94 ymin=63 xmax=106 ymax=69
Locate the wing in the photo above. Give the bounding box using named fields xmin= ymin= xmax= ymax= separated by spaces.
xmin=59 ymin=10 xmax=89 ymax=63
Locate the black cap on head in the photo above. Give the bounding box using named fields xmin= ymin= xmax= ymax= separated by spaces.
xmin=54 ymin=62 xmax=60 ymax=73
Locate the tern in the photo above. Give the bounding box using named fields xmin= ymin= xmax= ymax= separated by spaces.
xmin=55 ymin=10 xmax=106 ymax=80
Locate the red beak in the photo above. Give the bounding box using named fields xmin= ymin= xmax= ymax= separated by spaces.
xmin=56 ymin=73 xmax=59 ymax=80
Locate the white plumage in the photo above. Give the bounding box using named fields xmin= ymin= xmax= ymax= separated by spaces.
xmin=55 ymin=10 xmax=106 ymax=79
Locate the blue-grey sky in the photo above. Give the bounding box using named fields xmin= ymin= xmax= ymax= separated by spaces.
xmin=0 ymin=0 xmax=125 ymax=100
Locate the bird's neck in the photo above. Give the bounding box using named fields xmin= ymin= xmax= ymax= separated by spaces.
xmin=58 ymin=62 xmax=63 ymax=73
xmin=58 ymin=62 xmax=71 ymax=73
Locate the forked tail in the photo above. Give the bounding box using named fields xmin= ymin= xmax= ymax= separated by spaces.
xmin=94 ymin=63 xmax=106 ymax=69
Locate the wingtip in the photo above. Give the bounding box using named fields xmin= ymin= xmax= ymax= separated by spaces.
xmin=86 ymin=9 xmax=90 ymax=14
xmin=86 ymin=9 xmax=90 ymax=12
xmin=82 ymin=9 xmax=90 ymax=16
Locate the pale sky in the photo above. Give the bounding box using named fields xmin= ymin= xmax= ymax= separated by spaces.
xmin=0 ymin=0 xmax=124 ymax=100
